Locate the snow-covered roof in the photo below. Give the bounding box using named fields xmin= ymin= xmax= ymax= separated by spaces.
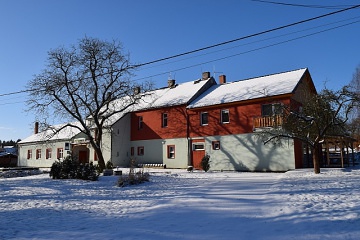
xmin=19 ymin=122 xmax=83 ymax=144
xmin=103 ymin=78 xmax=214 ymax=126
xmin=188 ymin=68 xmax=308 ymax=109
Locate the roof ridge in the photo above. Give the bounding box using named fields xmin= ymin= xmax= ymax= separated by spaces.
xmin=230 ymin=68 xmax=308 ymax=84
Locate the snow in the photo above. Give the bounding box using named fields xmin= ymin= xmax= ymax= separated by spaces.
xmin=188 ymin=68 xmax=307 ymax=108
xmin=1 ymin=166 xmax=359 ymax=239
xmin=19 ymin=122 xmax=83 ymax=144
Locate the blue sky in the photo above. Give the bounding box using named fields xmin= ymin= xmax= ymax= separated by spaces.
xmin=0 ymin=0 xmax=359 ymax=141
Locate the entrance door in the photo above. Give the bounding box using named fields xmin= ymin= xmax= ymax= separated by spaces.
xmin=78 ymin=150 xmax=88 ymax=164
xmin=191 ymin=140 xmax=205 ymax=169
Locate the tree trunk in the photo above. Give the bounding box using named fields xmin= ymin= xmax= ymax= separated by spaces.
xmin=91 ymin=142 xmax=105 ymax=171
xmin=312 ymin=143 xmax=321 ymax=174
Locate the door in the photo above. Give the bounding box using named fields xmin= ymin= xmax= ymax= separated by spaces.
xmin=191 ymin=140 xmax=205 ymax=169
xmin=78 ymin=150 xmax=88 ymax=164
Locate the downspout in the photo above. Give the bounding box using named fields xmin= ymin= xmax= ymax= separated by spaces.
xmin=186 ymin=108 xmax=191 ymax=167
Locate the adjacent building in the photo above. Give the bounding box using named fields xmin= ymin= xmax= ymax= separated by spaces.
xmin=18 ymin=68 xmax=317 ymax=171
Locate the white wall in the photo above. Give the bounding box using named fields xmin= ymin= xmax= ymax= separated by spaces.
xmin=18 ymin=140 xmax=71 ymax=168
xmin=162 ymin=138 xmax=189 ymax=169
xmin=203 ymin=133 xmax=296 ymax=172
xmin=130 ymin=139 xmax=163 ymax=166
xmin=110 ymin=114 xmax=131 ymax=167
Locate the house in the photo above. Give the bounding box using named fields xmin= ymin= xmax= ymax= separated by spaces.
xmin=101 ymin=72 xmax=216 ymax=168
xmin=186 ymin=68 xmax=316 ymax=171
xmin=0 ymin=146 xmax=18 ymax=167
xmin=18 ymin=68 xmax=317 ymax=172
xmin=18 ymin=122 xmax=89 ymax=168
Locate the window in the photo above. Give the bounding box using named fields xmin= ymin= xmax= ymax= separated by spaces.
xmin=162 ymin=113 xmax=168 ymax=128
xmin=200 ymin=112 xmax=208 ymax=126
xmin=46 ymin=148 xmax=52 ymax=159
xmin=138 ymin=116 xmax=143 ymax=129
xmin=27 ymin=149 xmax=32 ymax=159
xmin=167 ymin=145 xmax=175 ymax=159
xmin=65 ymin=142 xmax=70 ymax=150
xmin=262 ymin=103 xmax=282 ymax=116
xmin=57 ymin=148 xmax=64 ymax=159
xmin=221 ymin=109 xmax=230 ymax=124
xmin=130 ymin=147 xmax=134 ymax=156
xmin=212 ymin=141 xmax=220 ymax=150
xmin=138 ymin=146 xmax=144 ymax=156
xmin=36 ymin=149 xmax=41 ymax=159
xmin=94 ymin=152 xmax=98 ymax=161
xmin=193 ymin=143 xmax=205 ymax=151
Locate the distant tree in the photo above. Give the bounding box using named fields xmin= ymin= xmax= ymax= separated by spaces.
xmin=27 ymin=37 xmax=152 ymax=171
xmin=348 ymin=65 xmax=360 ymax=142
xmin=260 ymin=85 xmax=359 ymax=174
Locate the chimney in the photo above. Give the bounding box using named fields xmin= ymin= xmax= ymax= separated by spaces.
xmin=202 ymin=72 xmax=210 ymax=80
xmin=219 ymin=75 xmax=226 ymax=84
xmin=168 ymin=79 xmax=176 ymax=88
xmin=34 ymin=122 xmax=39 ymax=134
xmin=134 ymin=86 xmax=141 ymax=94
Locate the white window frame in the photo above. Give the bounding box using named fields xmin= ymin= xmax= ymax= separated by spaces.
xmin=192 ymin=143 xmax=205 ymax=151
xmin=162 ymin=113 xmax=168 ymax=128
xmin=221 ymin=109 xmax=230 ymax=124
xmin=200 ymin=112 xmax=208 ymax=126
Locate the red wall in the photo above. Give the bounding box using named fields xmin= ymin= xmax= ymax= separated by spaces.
xmin=188 ymin=97 xmax=291 ymax=138
xmin=131 ymin=105 xmax=188 ymax=141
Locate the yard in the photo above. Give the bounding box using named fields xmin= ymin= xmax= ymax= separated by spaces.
xmin=0 ymin=167 xmax=359 ymax=239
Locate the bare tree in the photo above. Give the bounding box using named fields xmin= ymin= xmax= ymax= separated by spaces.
xmin=348 ymin=65 xmax=360 ymax=142
xmin=260 ymin=85 xmax=359 ymax=174
xmin=27 ymin=37 xmax=152 ymax=170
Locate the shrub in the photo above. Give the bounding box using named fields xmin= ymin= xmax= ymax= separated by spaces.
xmin=49 ymin=156 xmax=99 ymax=181
xmin=105 ymin=160 xmax=114 ymax=169
xmin=201 ymin=154 xmax=211 ymax=172
xmin=117 ymin=159 xmax=150 ymax=187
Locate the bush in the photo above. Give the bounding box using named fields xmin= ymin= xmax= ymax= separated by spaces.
xmin=117 ymin=159 xmax=150 ymax=187
xmin=49 ymin=156 xmax=99 ymax=181
xmin=201 ymin=154 xmax=211 ymax=172
xmin=105 ymin=160 xmax=114 ymax=169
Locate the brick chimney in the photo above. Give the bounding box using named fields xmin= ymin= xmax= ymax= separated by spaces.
xmin=219 ymin=75 xmax=226 ymax=84
xmin=202 ymin=72 xmax=210 ymax=80
xmin=168 ymin=79 xmax=176 ymax=88
xmin=34 ymin=122 xmax=39 ymax=134
xmin=134 ymin=86 xmax=141 ymax=94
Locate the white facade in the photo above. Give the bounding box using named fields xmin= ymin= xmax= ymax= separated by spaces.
xmin=203 ymin=134 xmax=295 ymax=171
xmin=18 ymin=140 xmax=72 ymax=168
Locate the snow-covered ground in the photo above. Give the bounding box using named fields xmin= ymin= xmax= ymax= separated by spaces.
xmin=0 ymin=167 xmax=359 ymax=240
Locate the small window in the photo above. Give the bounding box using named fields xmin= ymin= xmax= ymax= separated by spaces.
xmin=193 ymin=143 xmax=205 ymax=151
xmin=200 ymin=112 xmax=208 ymax=126
xmin=138 ymin=146 xmax=144 ymax=156
xmin=27 ymin=149 xmax=32 ymax=159
xmin=167 ymin=145 xmax=175 ymax=159
xmin=57 ymin=148 xmax=64 ymax=159
xmin=130 ymin=147 xmax=134 ymax=156
xmin=138 ymin=116 xmax=143 ymax=129
xmin=221 ymin=109 xmax=230 ymax=124
xmin=212 ymin=141 xmax=220 ymax=150
xmin=94 ymin=151 xmax=98 ymax=161
xmin=65 ymin=142 xmax=70 ymax=150
xmin=46 ymin=148 xmax=52 ymax=159
xmin=162 ymin=113 xmax=168 ymax=128
xmin=36 ymin=149 xmax=41 ymax=159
